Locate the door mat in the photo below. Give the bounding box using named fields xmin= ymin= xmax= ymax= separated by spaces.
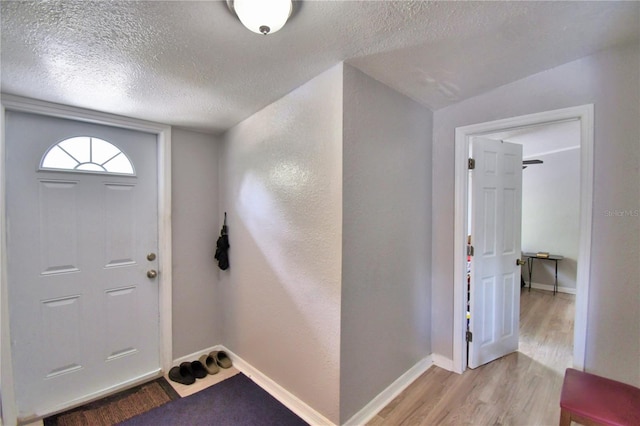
xmin=43 ymin=377 xmax=180 ymax=426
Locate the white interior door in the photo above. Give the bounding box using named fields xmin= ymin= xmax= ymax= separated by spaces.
xmin=5 ymin=111 xmax=160 ymax=419
xmin=468 ymin=137 xmax=522 ymax=369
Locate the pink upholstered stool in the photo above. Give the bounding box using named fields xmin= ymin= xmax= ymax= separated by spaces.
xmin=560 ymin=368 xmax=640 ymax=426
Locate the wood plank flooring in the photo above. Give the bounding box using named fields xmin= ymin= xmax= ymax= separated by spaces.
xmin=369 ymin=289 xmax=575 ymax=426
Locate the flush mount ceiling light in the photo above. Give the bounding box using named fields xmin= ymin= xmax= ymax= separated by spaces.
xmin=227 ymin=0 xmax=293 ymax=35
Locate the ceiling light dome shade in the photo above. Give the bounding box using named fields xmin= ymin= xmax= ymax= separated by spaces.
xmin=233 ymin=0 xmax=293 ymax=35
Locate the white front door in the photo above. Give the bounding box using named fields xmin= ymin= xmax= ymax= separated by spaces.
xmin=468 ymin=137 xmax=522 ymax=369
xmin=6 ymin=111 xmax=160 ymax=419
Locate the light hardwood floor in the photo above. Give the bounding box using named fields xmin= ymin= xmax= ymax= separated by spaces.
xmin=369 ymin=289 xmax=575 ymax=426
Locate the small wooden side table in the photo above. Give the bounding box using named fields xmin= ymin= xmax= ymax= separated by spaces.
xmin=522 ymin=252 xmax=564 ymax=295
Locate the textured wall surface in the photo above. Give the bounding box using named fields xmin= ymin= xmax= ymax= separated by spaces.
xmin=340 ymin=64 xmax=432 ymax=423
xmin=171 ymin=129 xmax=222 ymax=358
xmin=432 ymin=42 xmax=640 ymax=386
xmin=219 ymin=64 xmax=343 ymax=423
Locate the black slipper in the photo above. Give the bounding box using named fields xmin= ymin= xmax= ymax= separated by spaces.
xmin=191 ymin=360 xmax=208 ymax=379
xmin=168 ymin=362 xmax=195 ymax=385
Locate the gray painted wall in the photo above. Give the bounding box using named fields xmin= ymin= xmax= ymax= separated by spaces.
xmin=432 ymin=42 xmax=640 ymax=385
xmin=171 ymin=128 xmax=222 ymax=358
xmin=219 ymin=64 xmax=344 ymax=423
xmin=522 ymin=148 xmax=580 ymax=291
xmin=340 ymin=64 xmax=432 ymax=423
xmin=215 ymin=63 xmax=433 ymax=423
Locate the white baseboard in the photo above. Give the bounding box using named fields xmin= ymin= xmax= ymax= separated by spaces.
xmin=218 ymin=346 xmax=335 ymax=426
xmin=432 ymin=353 xmax=455 ymax=372
xmin=526 ymin=282 xmax=576 ymax=295
xmin=172 ymin=344 xmax=224 ymax=366
xmin=343 ymin=355 xmax=433 ymax=426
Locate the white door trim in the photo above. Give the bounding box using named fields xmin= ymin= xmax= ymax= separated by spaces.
xmin=453 ymin=104 xmax=594 ymax=374
xmin=0 ymin=94 xmax=173 ymax=425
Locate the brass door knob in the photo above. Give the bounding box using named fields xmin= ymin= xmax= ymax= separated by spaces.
xmin=147 ymin=269 xmax=158 ymax=279
xmin=516 ymin=259 xmax=525 ymax=266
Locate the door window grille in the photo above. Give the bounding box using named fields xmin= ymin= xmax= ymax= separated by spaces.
xmin=40 ymin=137 xmax=135 ymax=175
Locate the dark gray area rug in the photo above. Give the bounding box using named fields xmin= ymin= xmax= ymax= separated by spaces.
xmin=118 ymin=373 xmax=308 ymax=425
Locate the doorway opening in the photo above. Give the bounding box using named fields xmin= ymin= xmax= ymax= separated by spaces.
xmin=453 ymin=105 xmax=594 ymax=374
xmin=465 ymin=121 xmax=580 ymax=370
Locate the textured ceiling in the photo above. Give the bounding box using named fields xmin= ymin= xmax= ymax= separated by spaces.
xmin=1 ymin=1 xmax=639 ymax=134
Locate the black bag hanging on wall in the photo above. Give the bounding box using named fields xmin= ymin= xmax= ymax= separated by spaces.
xmin=215 ymin=212 xmax=230 ymax=270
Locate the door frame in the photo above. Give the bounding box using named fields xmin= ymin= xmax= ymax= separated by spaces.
xmin=453 ymin=104 xmax=594 ymax=374
xmin=0 ymin=94 xmax=173 ymax=424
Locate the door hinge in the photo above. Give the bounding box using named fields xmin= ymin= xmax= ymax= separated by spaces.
xmin=466 ymin=331 xmax=473 ymax=342
xmin=467 ymin=245 xmax=474 ymax=257
xmin=468 ymin=158 xmax=475 ymax=170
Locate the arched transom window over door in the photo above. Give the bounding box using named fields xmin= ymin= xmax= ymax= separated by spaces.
xmin=40 ymin=136 xmax=135 ymax=175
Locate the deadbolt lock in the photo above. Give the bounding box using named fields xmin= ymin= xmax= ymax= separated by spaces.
xmin=147 ymin=253 xmax=156 ymax=261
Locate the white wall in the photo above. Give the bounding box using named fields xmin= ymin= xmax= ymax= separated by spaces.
xmin=432 ymin=42 xmax=640 ymax=385
xmin=340 ymin=64 xmax=432 ymax=423
xmin=218 ymin=63 xmax=434 ymax=422
xmin=521 ymin=148 xmax=580 ymax=291
xmin=219 ymin=64 xmax=344 ymax=423
xmin=171 ymin=128 xmax=222 ymax=358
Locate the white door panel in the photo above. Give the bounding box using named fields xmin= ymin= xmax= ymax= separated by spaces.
xmin=6 ymin=111 xmax=160 ymax=418
xmin=469 ymin=137 xmax=522 ymax=369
